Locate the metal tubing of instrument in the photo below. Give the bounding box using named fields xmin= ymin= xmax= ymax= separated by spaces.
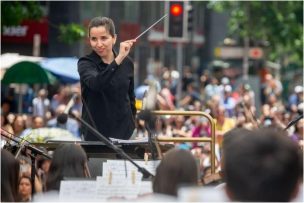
xmin=151 ymin=110 xmax=216 ymax=174
xmin=156 ymin=136 xmax=211 ymax=142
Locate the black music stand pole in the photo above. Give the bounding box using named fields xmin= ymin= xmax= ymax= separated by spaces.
xmin=284 ymin=114 xmax=303 ymax=130
xmin=25 ymin=144 xmax=52 ymax=198
xmin=138 ymin=110 xmax=158 ymax=160
xmin=145 ymin=124 xmax=157 ymax=160
xmin=29 ymin=152 xmax=36 ymax=196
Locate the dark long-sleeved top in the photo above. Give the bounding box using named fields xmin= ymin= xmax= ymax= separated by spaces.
xmin=78 ymin=51 xmax=136 ymax=141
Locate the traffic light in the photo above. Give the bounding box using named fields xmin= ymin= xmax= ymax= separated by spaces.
xmin=187 ymin=4 xmax=193 ymax=32
xmin=165 ymin=1 xmax=188 ymax=41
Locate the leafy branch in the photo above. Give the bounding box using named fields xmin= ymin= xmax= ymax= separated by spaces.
xmin=207 ymin=1 xmax=303 ymax=66
xmin=1 ymin=1 xmax=86 ymax=44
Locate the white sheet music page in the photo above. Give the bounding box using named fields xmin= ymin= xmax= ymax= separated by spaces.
xmin=59 ymin=180 xmax=97 ymax=201
xmin=96 ymin=175 xmax=141 ymax=200
xmin=138 ymin=181 xmax=153 ymax=196
xmin=96 ymin=159 xmax=160 ymax=199
xmin=104 ymin=159 xmax=160 ymax=177
xmin=134 ymin=160 xmax=161 ymax=176
xmin=105 ymin=160 xmax=142 ymax=179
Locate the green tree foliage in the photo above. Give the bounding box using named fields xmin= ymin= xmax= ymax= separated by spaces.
xmin=58 ymin=23 xmax=86 ymax=44
xmin=1 ymin=1 xmax=86 ymax=44
xmin=208 ymin=1 xmax=303 ymax=66
xmin=1 ymin=1 xmax=43 ymax=26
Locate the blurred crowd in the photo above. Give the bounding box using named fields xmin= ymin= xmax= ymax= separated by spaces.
xmin=1 ymin=85 xmax=82 ymax=142
xmin=1 ymin=64 xmax=303 ymax=201
xmin=134 ymin=66 xmax=303 ymax=169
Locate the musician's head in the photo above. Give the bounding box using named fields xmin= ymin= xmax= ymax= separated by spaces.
xmin=88 ymin=16 xmax=117 ymax=58
xmin=221 ymin=127 xmax=252 ymax=177
xmin=224 ymin=128 xmax=301 ymax=202
xmin=18 ymin=175 xmax=32 ymax=202
xmin=46 ymin=144 xmax=89 ymax=191
xmin=12 ymin=115 xmax=26 ymax=136
xmin=1 ymin=113 xmax=10 ymax=126
xmin=32 ymin=116 xmax=45 ymax=129
xmin=1 ymin=149 xmax=20 ymax=202
xmin=153 ymin=148 xmax=198 ymax=196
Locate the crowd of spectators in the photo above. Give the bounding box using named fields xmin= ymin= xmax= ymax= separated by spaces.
xmin=1 ymin=64 xmax=303 ymax=201
xmin=134 ymin=66 xmax=303 ymax=175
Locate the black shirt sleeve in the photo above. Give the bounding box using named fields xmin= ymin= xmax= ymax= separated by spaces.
xmin=78 ymin=57 xmax=118 ymax=92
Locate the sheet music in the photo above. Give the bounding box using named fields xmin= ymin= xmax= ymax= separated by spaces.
xmin=59 ymin=180 xmax=97 ymax=201
xmin=103 ymin=160 xmax=143 ymax=180
xmin=134 ymin=160 xmax=161 ymax=176
xmin=57 ymin=159 xmax=158 ymax=201
xmin=94 ymin=160 xmax=159 ymax=199
xmin=138 ymin=181 xmax=153 ymax=195
xmin=104 ymin=159 xmax=160 ymax=176
xmin=109 ymin=137 xmax=148 ymax=144
xmin=96 ymin=176 xmax=141 ymax=200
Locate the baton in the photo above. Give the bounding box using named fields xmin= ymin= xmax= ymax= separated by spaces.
xmin=134 ymin=14 xmax=168 ymax=40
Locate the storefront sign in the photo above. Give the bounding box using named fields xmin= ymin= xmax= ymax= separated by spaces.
xmin=2 ymin=18 xmax=48 ymax=44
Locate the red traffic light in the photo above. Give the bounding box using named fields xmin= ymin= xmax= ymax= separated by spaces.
xmin=170 ymin=4 xmax=183 ymax=16
xmin=249 ymin=48 xmax=263 ymax=59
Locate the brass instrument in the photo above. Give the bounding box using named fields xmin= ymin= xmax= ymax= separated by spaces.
xmin=151 ymin=110 xmax=216 ymax=174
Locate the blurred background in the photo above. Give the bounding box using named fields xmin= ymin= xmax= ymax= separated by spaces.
xmin=1 ymin=1 xmax=303 ymax=117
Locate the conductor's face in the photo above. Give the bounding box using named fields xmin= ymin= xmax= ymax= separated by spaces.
xmin=89 ymin=26 xmax=116 ymax=59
